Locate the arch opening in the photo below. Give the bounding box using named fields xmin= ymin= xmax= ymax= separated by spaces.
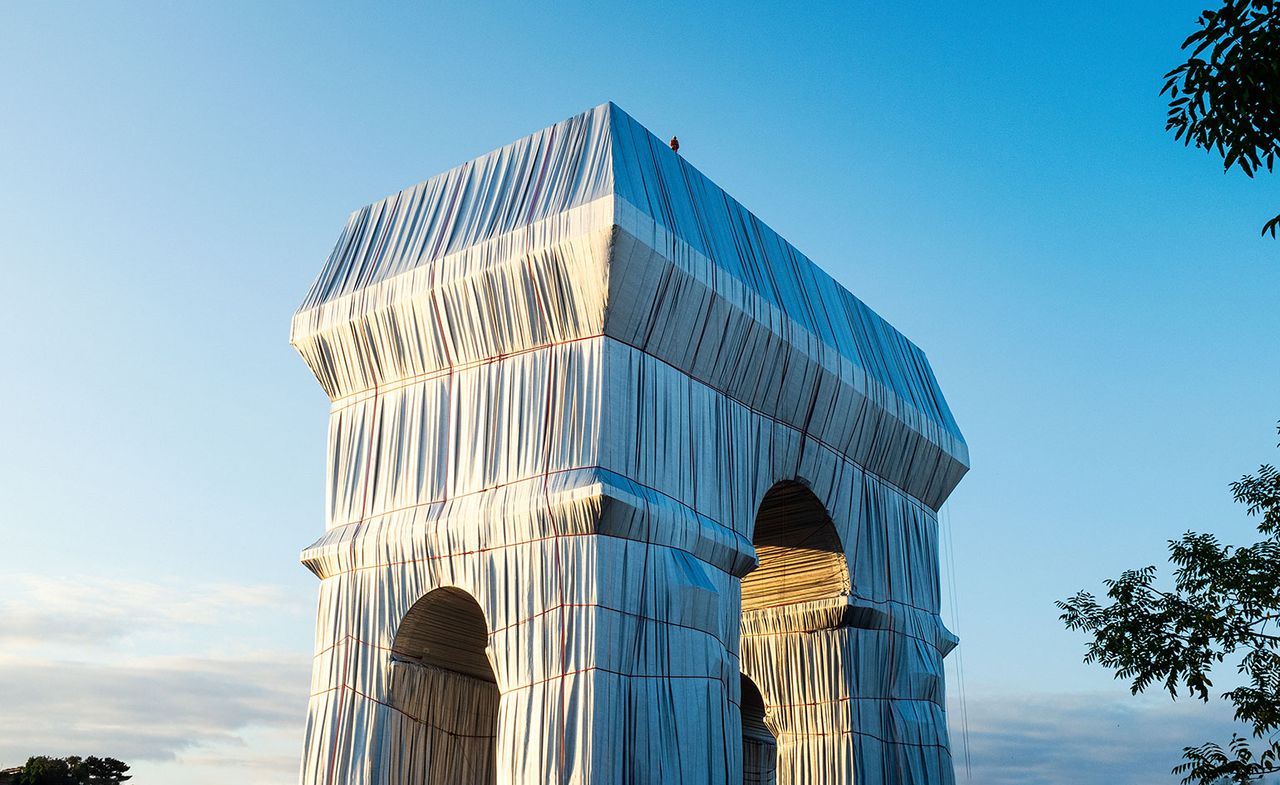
xmin=741 ymin=674 xmax=777 ymax=785
xmin=393 ymin=587 xmax=496 ymax=681
xmin=388 ymin=587 xmax=498 ymax=785
xmin=741 ymin=481 xmax=849 ymax=612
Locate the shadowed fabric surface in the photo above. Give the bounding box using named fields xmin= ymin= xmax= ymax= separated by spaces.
xmin=386 ymin=661 xmax=499 ymax=785
xmin=291 ymin=102 xmax=968 ymax=785
xmin=742 ymin=675 xmax=777 ymax=785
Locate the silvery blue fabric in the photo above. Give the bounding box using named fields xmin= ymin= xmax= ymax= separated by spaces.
xmin=292 ymin=102 xmax=968 ymax=785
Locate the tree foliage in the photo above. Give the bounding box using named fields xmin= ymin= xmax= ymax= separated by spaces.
xmin=1161 ymin=0 xmax=1280 ymax=236
xmin=1058 ymin=423 xmax=1280 ymax=784
xmin=15 ymin=757 xmax=130 ymax=785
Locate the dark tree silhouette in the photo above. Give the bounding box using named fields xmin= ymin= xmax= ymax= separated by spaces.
xmin=1059 ymin=424 xmax=1280 ymax=784
xmin=1161 ymin=0 xmax=1280 ymax=236
xmin=1060 ymin=5 xmax=1280 ymax=779
xmin=15 ymin=757 xmax=130 ymax=785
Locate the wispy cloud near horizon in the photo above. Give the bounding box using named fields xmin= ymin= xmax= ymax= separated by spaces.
xmin=0 ymin=654 xmax=308 ymax=763
xmin=0 ymin=574 xmax=307 ymax=651
xmin=0 ymin=574 xmax=311 ymax=784
xmin=954 ymin=689 xmax=1251 ymax=785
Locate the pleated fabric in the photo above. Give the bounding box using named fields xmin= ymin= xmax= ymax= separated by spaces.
xmin=292 ymin=102 xmax=968 ymax=785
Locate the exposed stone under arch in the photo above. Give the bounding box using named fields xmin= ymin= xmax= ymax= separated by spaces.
xmin=386 ymin=587 xmax=498 ymax=785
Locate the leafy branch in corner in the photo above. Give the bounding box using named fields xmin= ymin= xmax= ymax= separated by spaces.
xmin=1161 ymin=0 xmax=1280 ymax=236
xmin=1057 ymin=423 xmax=1280 ymax=784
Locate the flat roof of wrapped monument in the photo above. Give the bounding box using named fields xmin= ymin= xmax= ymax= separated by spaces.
xmin=298 ymin=102 xmax=964 ymax=451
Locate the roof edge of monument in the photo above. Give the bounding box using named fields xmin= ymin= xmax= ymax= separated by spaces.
xmin=293 ymin=102 xmax=967 ymax=456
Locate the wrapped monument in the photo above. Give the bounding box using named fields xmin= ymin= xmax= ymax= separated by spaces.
xmin=291 ymin=102 xmax=969 ymax=785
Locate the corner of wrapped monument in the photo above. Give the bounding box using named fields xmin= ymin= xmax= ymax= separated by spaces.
xmin=289 ymin=102 xmax=969 ymax=785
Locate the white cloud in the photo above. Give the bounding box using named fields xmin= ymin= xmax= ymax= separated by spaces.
xmin=0 ymin=575 xmax=312 ymax=783
xmin=0 ymin=574 xmax=305 ymax=650
xmin=0 ymin=655 xmax=308 ymax=764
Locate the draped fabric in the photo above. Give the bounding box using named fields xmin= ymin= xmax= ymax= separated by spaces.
xmin=292 ymin=102 xmax=967 ymax=785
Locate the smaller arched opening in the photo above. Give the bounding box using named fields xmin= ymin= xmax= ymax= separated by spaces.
xmin=741 ymin=481 xmax=849 ymax=612
xmin=388 ymin=587 xmax=498 ymax=785
xmin=393 ymin=587 xmax=496 ymax=680
xmin=741 ymin=674 xmax=777 ymax=784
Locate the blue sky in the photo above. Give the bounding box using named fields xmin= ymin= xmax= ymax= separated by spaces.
xmin=1 ymin=2 xmax=1277 ymax=783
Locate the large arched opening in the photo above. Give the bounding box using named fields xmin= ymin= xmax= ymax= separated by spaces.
xmin=739 ymin=481 xmax=850 ymax=783
xmin=742 ymin=481 xmax=849 ymax=612
xmin=387 ymin=587 xmax=498 ymax=785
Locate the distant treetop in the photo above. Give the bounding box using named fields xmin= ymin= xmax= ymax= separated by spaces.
xmin=8 ymin=757 xmax=131 ymax=785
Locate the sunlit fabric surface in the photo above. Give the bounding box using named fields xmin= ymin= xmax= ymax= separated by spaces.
xmin=292 ymin=102 xmax=968 ymax=785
